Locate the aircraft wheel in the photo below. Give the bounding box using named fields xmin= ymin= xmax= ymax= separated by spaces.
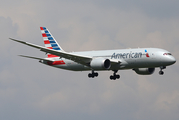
xmin=94 ymin=72 xmax=98 ymax=77
xmin=116 ymin=75 xmax=120 ymax=79
xmin=110 ymin=75 xmax=116 ymax=80
xmin=159 ymin=71 xmax=164 ymax=75
xmin=88 ymin=73 xmax=91 ymax=78
xmin=88 ymin=73 xmax=94 ymax=78
xmin=110 ymin=75 xmax=113 ymax=80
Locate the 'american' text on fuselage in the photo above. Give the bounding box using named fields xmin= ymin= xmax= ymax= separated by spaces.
xmin=111 ymin=52 xmax=142 ymax=59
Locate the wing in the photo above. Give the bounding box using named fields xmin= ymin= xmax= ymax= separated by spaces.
xmin=10 ymin=38 xmax=92 ymax=66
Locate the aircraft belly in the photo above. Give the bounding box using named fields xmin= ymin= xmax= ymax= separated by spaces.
xmin=125 ymin=57 xmax=161 ymax=68
xmin=57 ymin=60 xmax=90 ymax=71
xmin=65 ymin=64 xmax=90 ymax=71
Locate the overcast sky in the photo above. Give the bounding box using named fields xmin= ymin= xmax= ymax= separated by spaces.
xmin=0 ymin=0 xmax=179 ymax=120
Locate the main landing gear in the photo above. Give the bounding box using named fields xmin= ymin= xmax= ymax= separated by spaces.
xmin=110 ymin=70 xmax=120 ymax=80
xmin=159 ymin=66 xmax=166 ymax=75
xmin=88 ymin=70 xmax=98 ymax=78
xmin=88 ymin=70 xmax=120 ymax=80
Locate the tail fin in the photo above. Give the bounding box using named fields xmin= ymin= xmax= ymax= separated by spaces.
xmin=40 ymin=27 xmax=64 ymax=51
xmin=40 ymin=27 xmax=64 ymax=58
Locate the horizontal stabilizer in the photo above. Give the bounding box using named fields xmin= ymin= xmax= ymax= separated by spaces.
xmin=19 ymin=55 xmax=54 ymax=62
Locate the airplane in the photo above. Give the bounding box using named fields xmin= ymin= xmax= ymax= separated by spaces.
xmin=10 ymin=27 xmax=176 ymax=80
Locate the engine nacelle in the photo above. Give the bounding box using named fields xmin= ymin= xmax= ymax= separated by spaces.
xmin=90 ymin=58 xmax=111 ymax=70
xmin=133 ymin=68 xmax=155 ymax=75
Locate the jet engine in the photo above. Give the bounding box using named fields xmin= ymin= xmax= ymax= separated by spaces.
xmin=133 ymin=68 xmax=155 ymax=75
xmin=90 ymin=58 xmax=111 ymax=70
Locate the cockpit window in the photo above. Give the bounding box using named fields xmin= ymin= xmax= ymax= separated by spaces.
xmin=163 ymin=53 xmax=172 ymax=55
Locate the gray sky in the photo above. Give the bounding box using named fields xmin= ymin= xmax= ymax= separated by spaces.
xmin=0 ymin=0 xmax=179 ymax=120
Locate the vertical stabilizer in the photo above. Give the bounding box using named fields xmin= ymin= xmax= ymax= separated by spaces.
xmin=40 ymin=27 xmax=64 ymax=57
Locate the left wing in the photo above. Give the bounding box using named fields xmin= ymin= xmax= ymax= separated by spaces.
xmin=10 ymin=38 xmax=92 ymax=66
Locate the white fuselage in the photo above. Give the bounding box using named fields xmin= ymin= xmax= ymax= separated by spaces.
xmin=42 ymin=48 xmax=176 ymax=71
xmin=11 ymin=27 xmax=176 ymax=79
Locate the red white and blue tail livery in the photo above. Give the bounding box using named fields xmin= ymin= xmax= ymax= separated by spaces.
xmin=10 ymin=27 xmax=176 ymax=80
xmin=40 ymin=27 xmax=64 ymax=58
xmin=40 ymin=27 xmax=63 ymax=51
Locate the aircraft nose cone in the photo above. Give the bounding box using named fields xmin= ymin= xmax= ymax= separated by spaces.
xmin=169 ymin=56 xmax=176 ymax=65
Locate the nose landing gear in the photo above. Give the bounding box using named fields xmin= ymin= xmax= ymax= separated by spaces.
xmin=159 ymin=66 xmax=166 ymax=75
